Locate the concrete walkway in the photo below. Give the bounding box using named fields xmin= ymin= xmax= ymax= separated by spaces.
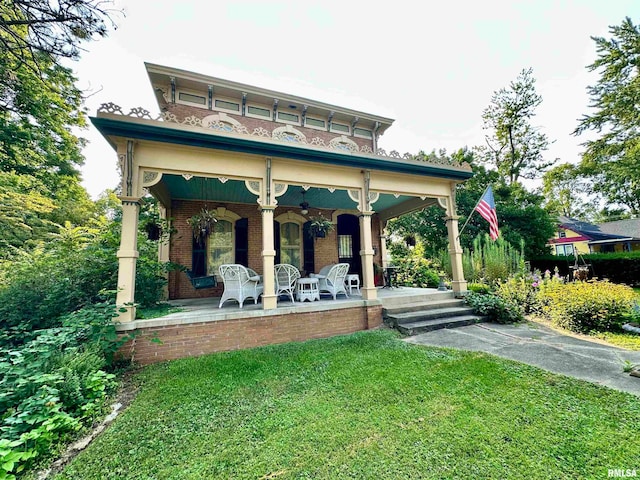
xmin=405 ymin=321 xmax=640 ymax=396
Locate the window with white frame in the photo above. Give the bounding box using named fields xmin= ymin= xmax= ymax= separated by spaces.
xmin=330 ymin=122 xmax=350 ymax=134
xmin=353 ymin=127 xmax=372 ymax=139
xmin=305 ymin=116 xmax=326 ymax=130
xmin=555 ymin=244 xmax=574 ymax=256
xmin=214 ymin=98 xmax=240 ymax=113
xmin=277 ymin=111 xmax=300 ymax=125
xmin=280 ymin=222 xmax=302 ymax=269
xmin=177 ymin=90 xmax=207 ymax=107
xmin=558 ymin=229 xmax=567 ymax=238
xmin=246 ymin=105 xmax=271 ymax=120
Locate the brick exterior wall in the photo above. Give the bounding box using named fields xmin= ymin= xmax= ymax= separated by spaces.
xmin=163 ymin=103 xmax=375 ymax=152
xmin=120 ymin=304 xmax=383 ymax=365
xmin=169 ymin=200 xmax=383 ymax=300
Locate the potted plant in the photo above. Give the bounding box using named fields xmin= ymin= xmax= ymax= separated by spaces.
xmin=187 ymin=207 xmax=217 ymax=242
xmin=308 ymin=214 xmax=334 ymax=239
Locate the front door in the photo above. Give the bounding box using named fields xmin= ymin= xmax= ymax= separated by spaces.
xmin=337 ymin=214 xmax=361 ymax=277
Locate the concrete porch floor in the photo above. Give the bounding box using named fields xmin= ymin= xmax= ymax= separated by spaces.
xmin=116 ymin=287 xmax=453 ymax=331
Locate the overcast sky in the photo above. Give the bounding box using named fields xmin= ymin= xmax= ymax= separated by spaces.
xmin=73 ymin=0 xmax=638 ymax=198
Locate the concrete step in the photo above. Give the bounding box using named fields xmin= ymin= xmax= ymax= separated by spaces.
xmin=396 ymin=314 xmax=486 ymax=336
xmin=378 ymin=290 xmax=455 ymax=308
xmin=385 ymin=306 xmax=476 ymax=326
xmin=383 ymin=298 xmax=466 ymax=316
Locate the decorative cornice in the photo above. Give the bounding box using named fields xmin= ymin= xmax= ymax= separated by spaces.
xmin=96 ymin=103 xmax=472 ymax=172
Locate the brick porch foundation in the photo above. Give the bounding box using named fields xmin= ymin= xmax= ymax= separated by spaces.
xmin=119 ymin=304 xmax=383 ymax=365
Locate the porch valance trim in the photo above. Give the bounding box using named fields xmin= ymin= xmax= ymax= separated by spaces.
xmin=90 ymin=116 xmax=474 ymax=181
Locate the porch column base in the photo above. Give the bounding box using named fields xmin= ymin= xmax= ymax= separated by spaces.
xmin=116 ymin=304 xmax=136 ymax=322
xmin=451 ymin=280 xmax=468 ymax=297
xmin=262 ymin=294 xmax=278 ymax=310
xmin=361 ymin=286 xmax=377 ymax=300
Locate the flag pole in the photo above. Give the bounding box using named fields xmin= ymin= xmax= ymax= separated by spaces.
xmin=457 ymin=185 xmax=490 ymax=239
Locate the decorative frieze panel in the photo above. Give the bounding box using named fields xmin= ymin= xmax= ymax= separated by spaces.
xmin=96 ymin=103 xmax=471 ymax=170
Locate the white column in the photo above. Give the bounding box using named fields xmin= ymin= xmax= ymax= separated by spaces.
xmin=446 ymin=191 xmax=467 ymax=296
xmin=359 ymin=211 xmax=377 ymax=300
xmin=157 ymin=204 xmax=170 ymax=301
xmin=116 ymin=197 xmax=141 ymax=321
xmin=261 ymin=206 xmax=277 ymax=309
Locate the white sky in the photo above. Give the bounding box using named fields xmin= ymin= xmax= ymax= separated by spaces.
xmin=72 ymin=0 xmax=639 ymax=199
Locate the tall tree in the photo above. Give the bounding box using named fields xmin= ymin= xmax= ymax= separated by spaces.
xmin=0 ymin=1 xmax=117 ymax=251
xmin=0 ymin=1 xmax=115 ymax=67
xmin=541 ymin=163 xmax=594 ymax=220
xmin=574 ymin=17 xmax=640 ymax=214
xmin=387 ymin=148 xmax=555 ymax=260
xmin=478 ymin=68 xmax=554 ymax=184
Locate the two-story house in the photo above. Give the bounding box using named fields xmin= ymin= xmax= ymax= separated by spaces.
xmin=90 ymin=63 xmax=473 ymax=363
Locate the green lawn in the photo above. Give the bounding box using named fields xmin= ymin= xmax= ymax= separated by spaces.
xmin=55 ymin=329 xmax=640 ymax=480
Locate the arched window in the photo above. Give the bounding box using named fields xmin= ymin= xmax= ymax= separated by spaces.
xmin=274 ymin=211 xmax=311 ymax=273
xmin=280 ymin=222 xmax=302 ymax=269
xmin=192 ymin=207 xmax=242 ymax=276
xmin=208 ymin=219 xmax=234 ymax=275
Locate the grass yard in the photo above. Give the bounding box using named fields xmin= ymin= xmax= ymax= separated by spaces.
xmin=55 ymin=329 xmax=640 ymax=480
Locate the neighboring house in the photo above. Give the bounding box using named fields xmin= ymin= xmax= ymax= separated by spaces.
xmin=90 ymin=63 xmax=473 ymax=362
xmin=548 ymin=216 xmax=640 ymax=255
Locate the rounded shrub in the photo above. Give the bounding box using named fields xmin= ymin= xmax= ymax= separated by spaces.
xmin=536 ymin=280 xmax=636 ymax=333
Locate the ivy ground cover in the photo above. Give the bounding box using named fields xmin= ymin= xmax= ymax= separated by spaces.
xmin=56 ymin=330 xmax=640 ymax=479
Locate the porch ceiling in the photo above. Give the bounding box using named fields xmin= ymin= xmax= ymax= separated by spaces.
xmin=157 ymin=174 xmax=416 ymax=213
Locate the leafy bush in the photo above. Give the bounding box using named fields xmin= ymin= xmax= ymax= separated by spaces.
xmin=465 ymin=291 xmax=524 ymax=324
xmin=468 ymin=283 xmax=491 ymax=294
xmin=536 ymin=280 xmax=636 ymax=333
xmin=393 ymin=243 xmax=441 ymax=288
xmin=0 ymin=221 xmax=167 ymax=342
xmin=494 ymin=270 xmax=540 ymax=314
xmin=0 ymin=301 xmax=122 ymax=477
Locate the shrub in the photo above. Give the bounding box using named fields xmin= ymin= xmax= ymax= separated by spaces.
xmin=439 ymin=234 xmax=523 ymax=285
xmin=0 ymin=301 xmax=122 ymax=476
xmin=494 ymin=271 xmax=539 ymax=314
xmin=465 ymin=291 xmax=524 ymax=324
xmin=536 ymin=280 xmax=636 ymax=333
xmin=393 ymin=243 xmax=441 ymax=288
xmin=0 ymin=221 xmax=167 ymax=342
xmin=468 ymin=283 xmax=491 ymax=294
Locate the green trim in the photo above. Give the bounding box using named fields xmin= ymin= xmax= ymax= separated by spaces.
xmin=90 ymin=117 xmax=474 ymax=180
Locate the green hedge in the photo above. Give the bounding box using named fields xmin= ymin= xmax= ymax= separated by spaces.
xmin=529 ymin=252 xmax=640 ymax=286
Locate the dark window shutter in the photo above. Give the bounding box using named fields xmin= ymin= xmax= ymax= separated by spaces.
xmin=192 ymin=237 xmax=207 ymax=276
xmin=274 ymin=220 xmax=281 ymax=265
xmin=235 ymin=218 xmax=249 ymax=266
xmin=303 ymin=221 xmax=315 ymax=275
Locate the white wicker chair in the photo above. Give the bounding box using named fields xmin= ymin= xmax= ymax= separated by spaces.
xmin=274 ymin=264 xmax=301 ymax=303
xmin=311 ymin=263 xmax=350 ymax=300
xmin=218 ymin=264 xmax=264 ymax=308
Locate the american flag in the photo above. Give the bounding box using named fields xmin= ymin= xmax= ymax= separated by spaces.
xmin=475 ymin=186 xmax=499 ymax=240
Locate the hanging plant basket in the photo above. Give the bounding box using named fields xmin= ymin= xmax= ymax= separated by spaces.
xmin=187 ymin=207 xmax=218 ymax=242
xmin=308 ymin=214 xmax=334 ymax=239
xmin=145 ymin=222 xmax=162 ymax=241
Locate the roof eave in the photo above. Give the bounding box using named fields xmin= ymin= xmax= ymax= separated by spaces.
xmin=90 ymin=115 xmax=473 ymax=181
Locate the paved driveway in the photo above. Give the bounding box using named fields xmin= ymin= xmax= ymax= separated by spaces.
xmin=405 ymin=321 xmax=640 ymax=396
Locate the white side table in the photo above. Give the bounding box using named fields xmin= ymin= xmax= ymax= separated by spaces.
xmin=345 ymin=274 xmax=360 ymax=295
xmin=296 ymin=277 xmax=320 ymax=302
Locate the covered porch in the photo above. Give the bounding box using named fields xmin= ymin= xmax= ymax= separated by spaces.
xmin=116 ymin=287 xmax=453 ymax=364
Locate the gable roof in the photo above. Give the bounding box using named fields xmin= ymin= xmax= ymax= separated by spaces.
xmin=557 ymin=216 xmax=640 ymax=244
